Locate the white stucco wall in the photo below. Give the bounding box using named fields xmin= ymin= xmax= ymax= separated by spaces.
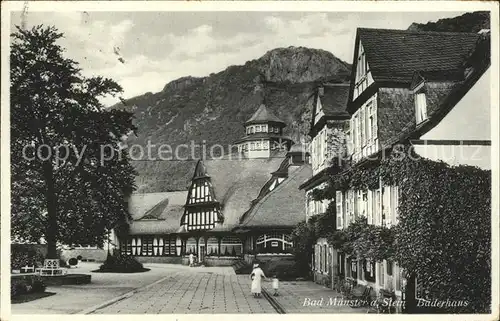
xmin=416 ymin=68 xmax=491 ymax=170
xmin=414 ymin=145 xmax=491 ymax=170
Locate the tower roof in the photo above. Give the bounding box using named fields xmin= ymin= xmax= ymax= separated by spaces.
xmin=245 ymin=104 xmax=285 ymax=125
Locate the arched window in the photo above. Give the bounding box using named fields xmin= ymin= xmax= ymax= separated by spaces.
xmin=220 ymin=236 xmax=242 ymax=256
xmin=186 ymin=237 xmax=197 ymax=255
xmin=207 ymin=237 xmax=218 ymax=256
xmin=256 ymin=232 xmax=293 ymax=254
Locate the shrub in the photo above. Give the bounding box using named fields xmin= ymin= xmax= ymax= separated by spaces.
xmin=77 ymin=255 xmax=83 ymax=260
xmin=263 ymin=260 xmax=301 ymax=281
xmin=11 ymin=245 xmax=45 ymax=270
xmin=32 ymin=278 xmax=47 ymax=293
xmin=68 ymin=258 xmax=78 ymax=266
xmin=11 ymin=275 xmax=46 ymax=298
xmin=98 ymin=253 xmax=145 ymax=273
xmin=59 ymin=259 xmax=68 ymax=267
xmin=11 ymin=279 xmax=28 ymax=298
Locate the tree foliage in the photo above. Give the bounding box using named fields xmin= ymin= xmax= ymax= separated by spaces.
xmin=10 ymin=25 xmax=136 ymax=257
xmin=291 ymin=218 xmax=317 ymax=275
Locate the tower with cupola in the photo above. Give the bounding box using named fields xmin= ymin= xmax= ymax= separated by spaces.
xmin=235 ymin=104 xmax=293 ymax=158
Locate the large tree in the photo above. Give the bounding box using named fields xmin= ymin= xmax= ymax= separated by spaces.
xmin=10 ymin=25 xmax=137 ymax=258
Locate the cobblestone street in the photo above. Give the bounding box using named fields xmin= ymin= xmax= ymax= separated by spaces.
xmin=12 ymin=263 xmax=359 ymax=314
xmin=92 ymin=266 xmax=357 ymax=314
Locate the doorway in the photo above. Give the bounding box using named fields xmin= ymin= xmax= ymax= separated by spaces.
xmin=199 ymin=244 xmax=205 ymax=263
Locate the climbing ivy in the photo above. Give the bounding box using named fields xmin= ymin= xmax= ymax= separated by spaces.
xmin=293 ymin=144 xmax=491 ymax=312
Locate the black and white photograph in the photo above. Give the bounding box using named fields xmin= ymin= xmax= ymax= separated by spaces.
xmin=1 ymin=1 xmax=498 ymax=318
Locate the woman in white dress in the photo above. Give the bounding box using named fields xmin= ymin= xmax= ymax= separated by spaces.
xmin=250 ymin=263 xmax=267 ymax=298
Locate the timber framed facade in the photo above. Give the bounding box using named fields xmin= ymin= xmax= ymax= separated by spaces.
xmin=301 ymin=27 xmax=491 ymax=311
xmin=118 ymin=104 xmax=311 ymax=266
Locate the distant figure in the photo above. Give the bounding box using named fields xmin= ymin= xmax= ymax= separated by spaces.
xmin=250 ymin=263 xmax=266 ymax=298
xmin=189 ymin=253 xmax=195 ymax=267
xmin=272 ymin=275 xmax=279 ymax=296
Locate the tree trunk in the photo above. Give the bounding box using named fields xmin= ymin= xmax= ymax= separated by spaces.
xmin=43 ymin=161 xmax=58 ymax=259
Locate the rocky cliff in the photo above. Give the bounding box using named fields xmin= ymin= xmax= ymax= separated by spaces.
xmin=408 ymin=11 xmax=490 ymax=33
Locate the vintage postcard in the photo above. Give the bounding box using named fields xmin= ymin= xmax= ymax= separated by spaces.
xmin=1 ymin=1 xmax=498 ymax=320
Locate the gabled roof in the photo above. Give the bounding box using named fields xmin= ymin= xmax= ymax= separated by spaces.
xmin=354 ymin=28 xmax=480 ymax=85
xmin=128 ymin=191 xmax=188 ymax=234
xmin=310 ymin=83 xmax=350 ymax=136
xmin=199 ymin=152 xmax=287 ymax=231
xmin=410 ymin=70 xmax=465 ymax=90
xmin=378 ymin=33 xmax=490 ymax=149
xmin=238 ymin=164 xmax=312 ymax=228
xmin=245 ymin=104 xmax=286 ymax=125
xmin=317 ymin=84 xmax=350 ymax=117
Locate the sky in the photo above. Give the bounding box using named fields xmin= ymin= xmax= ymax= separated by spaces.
xmin=10 ymin=11 xmax=470 ymax=106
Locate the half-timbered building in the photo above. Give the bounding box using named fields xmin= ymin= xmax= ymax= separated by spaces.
xmin=119 ymin=104 xmax=311 ymax=266
xmin=302 ymin=27 xmax=491 ymax=307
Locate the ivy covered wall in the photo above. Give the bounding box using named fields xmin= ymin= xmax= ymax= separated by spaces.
xmin=293 ymin=145 xmax=491 ymax=313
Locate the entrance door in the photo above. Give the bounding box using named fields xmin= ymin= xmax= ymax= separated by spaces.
xmin=199 ymin=244 xmax=205 ymax=263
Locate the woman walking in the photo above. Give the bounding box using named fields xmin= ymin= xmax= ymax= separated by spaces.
xmin=250 ymin=263 xmax=267 ymax=298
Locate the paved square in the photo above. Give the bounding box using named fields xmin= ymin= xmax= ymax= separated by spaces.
xmin=13 ymin=263 xmax=360 ymax=314
xmin=93 ymin=268 xmax=359 ymax=314
xmin=94 ymin=271 xmax=276 ymax=314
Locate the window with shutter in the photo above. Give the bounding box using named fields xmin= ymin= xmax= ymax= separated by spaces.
xmin=379 ymin=262 xmax=385 ymax=286
xmin=336 ymin=191 xmax=343 ymax=229
xmin=349 ymin=118 xmax=354 ymax=152
xmin=359 ymin=106 xmax=366 ymax=147
xmin=375 ymin=189 xmax=381 ymax=225
xmin=415 ymin=92 xmax=428 ymax=124
xmin=367 ymin=190 xmax=373 ymax=224
xmin=371 ymin=100 xmax=377 ymax=139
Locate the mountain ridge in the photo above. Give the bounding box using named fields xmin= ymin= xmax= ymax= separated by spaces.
xmin=118 ymin=12 xmax=488 ymax=193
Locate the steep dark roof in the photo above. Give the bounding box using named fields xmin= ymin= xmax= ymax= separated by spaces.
xmin=310 ymin=83 xmax=350 ymax=137
xmin=356 ymin=28 xmax=480 ymax=84
xmin=318 ymin=84 xmax=350 ymax=117
xmin=128 ymin=191 xmax=187 ymax=234
xmin=201 ymin=152 xmax=287 ymax=231
xmin=238 ymin=164 xmax=312 ymax=228
xmin=245 ymin=104 xmax=286 ymax=125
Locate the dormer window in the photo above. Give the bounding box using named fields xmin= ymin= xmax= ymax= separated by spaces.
xmin=415 ymin=92 xmax=428 ymax=124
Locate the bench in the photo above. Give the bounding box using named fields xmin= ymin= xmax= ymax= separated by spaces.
xmin=36 ymin=259 xmax=66 ymax=276
xmin=20 ymin=265 xmax=35 ymax=273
